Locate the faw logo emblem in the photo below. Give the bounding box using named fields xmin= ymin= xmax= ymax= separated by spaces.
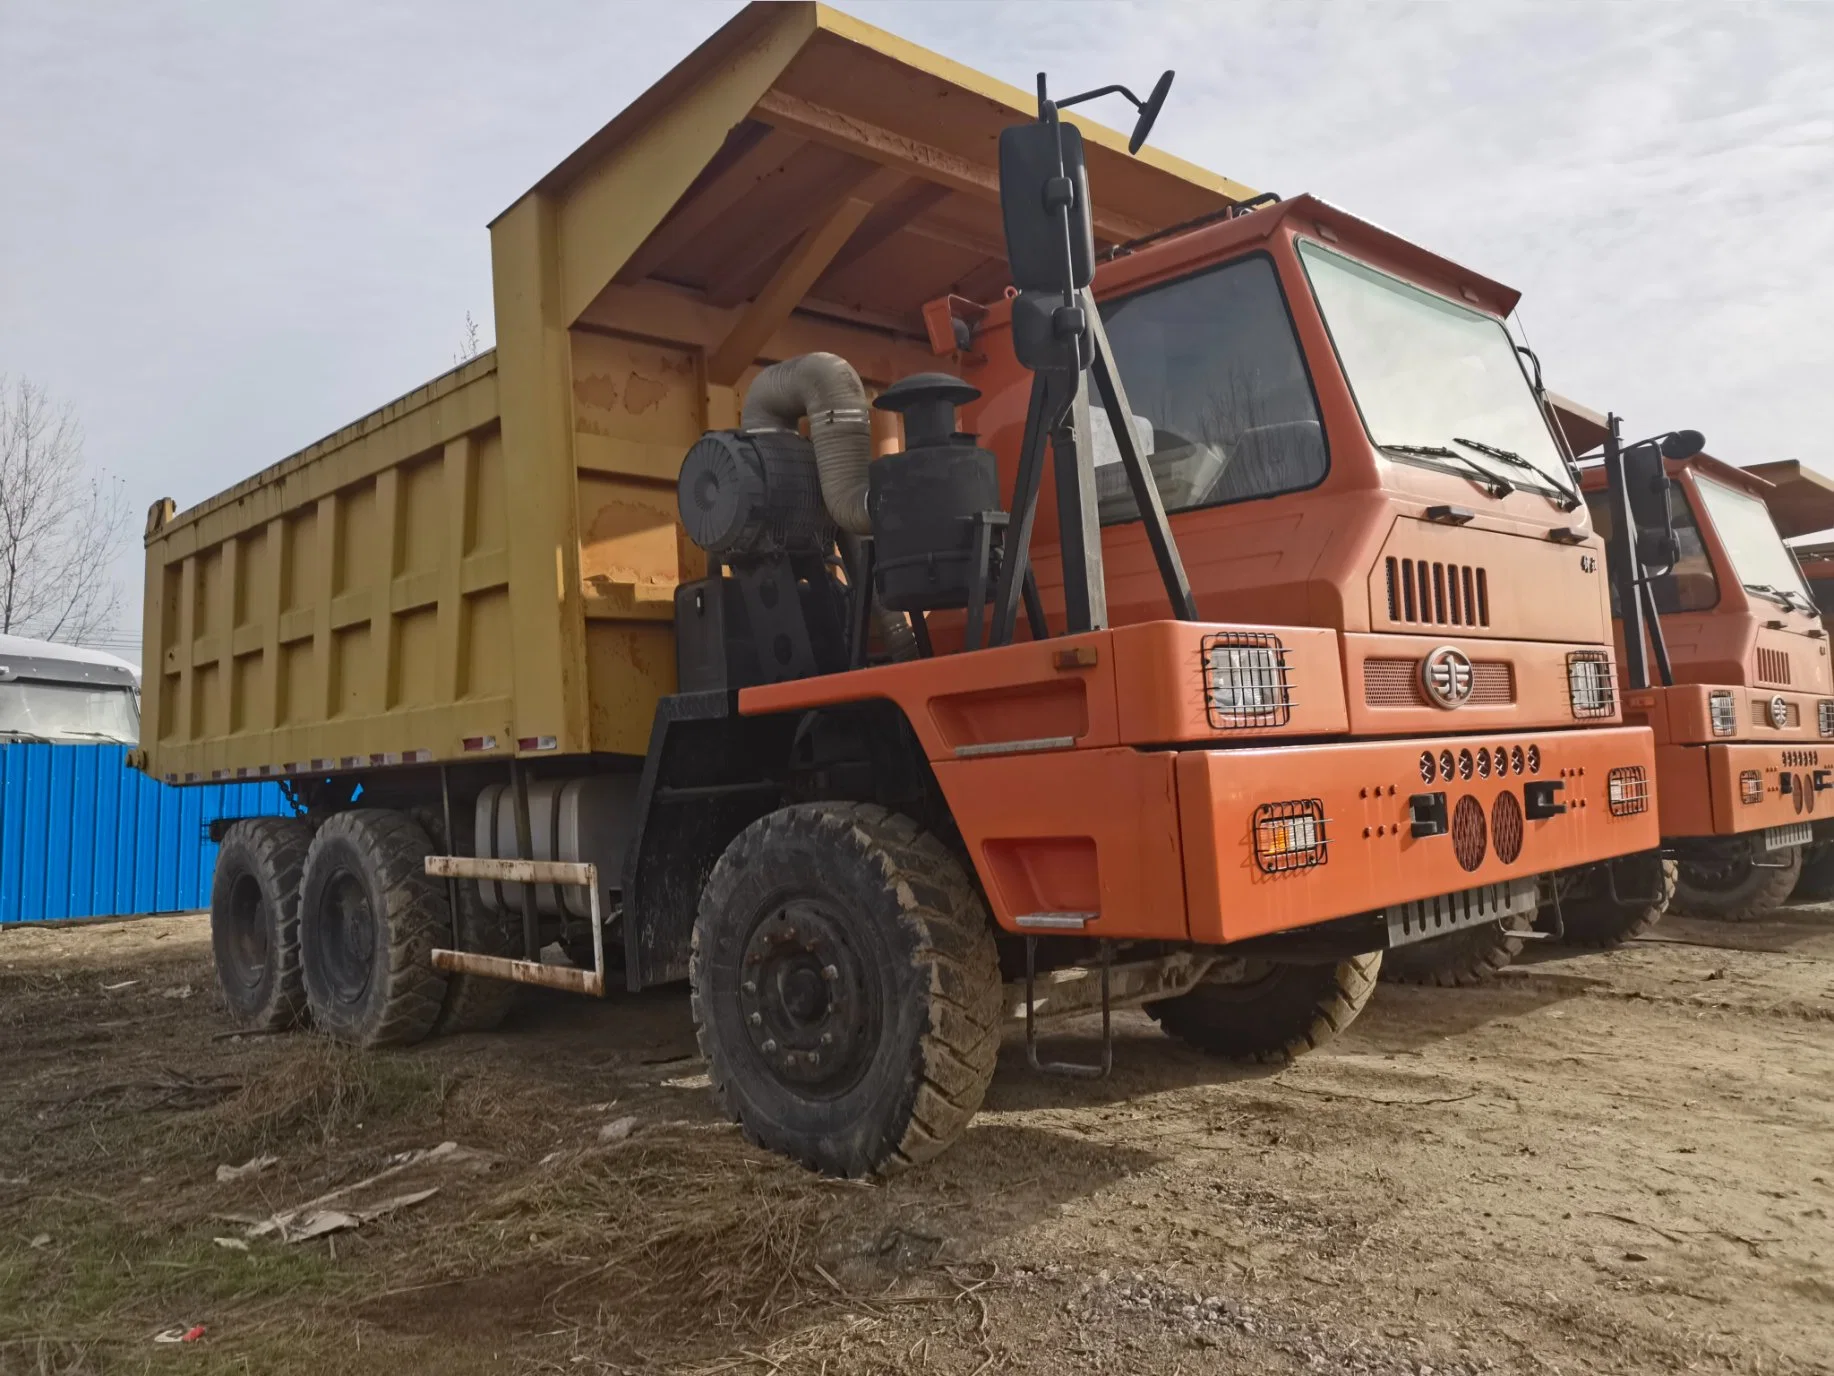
xmin=1421 ymin=646 xmax=1475 ymax=708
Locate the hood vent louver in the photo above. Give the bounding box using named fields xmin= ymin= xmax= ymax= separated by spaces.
xmin=1386 ymin=557 xmax=1490 ymax=629
xmin=1756 ymin=647 xmax=1792 ymax=686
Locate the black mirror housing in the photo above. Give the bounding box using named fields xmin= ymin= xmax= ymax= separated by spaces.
xmin=1660 ymin=429 xmax=1705 ymax=460
xmin=999 ymin=121 xmax=1095 ymax=293
xmin=1129 ymin=70 xmax=1175 ymax=154
xmin=1622 ymin=442 xmax=1680 ymax=571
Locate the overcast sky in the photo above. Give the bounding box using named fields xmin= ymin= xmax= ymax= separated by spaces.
xmin=4 ymin=1 xmax=1831 ymax=648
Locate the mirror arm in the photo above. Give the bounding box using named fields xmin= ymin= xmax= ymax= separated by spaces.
xmin=1056 ymin=82 xmax=1145 ymax=112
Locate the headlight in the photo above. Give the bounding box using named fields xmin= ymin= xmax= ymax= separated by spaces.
xmin=1252 ymin=799 xmax=1327 ymax=873
xmin=1567 ymin=652 xmax=1615 ymax=719
xmin=1740 ymin=770 xmax=1763 ymax=804
xmin=1202 ymin=632 xmax=1291 ymax=728
xmin=1607 ymin=765 xmax=1650 ymax=816
xmin=1818 ymin=701 xmax=1834 ymax=738
xmin=1709 ymin=690 xmax=1737 ymax=736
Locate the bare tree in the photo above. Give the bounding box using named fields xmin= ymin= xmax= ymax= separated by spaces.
xmin=0 ymin=376 xmax=130 ymax=644
xmin=455 ymin=311 xmax=482 ymax=364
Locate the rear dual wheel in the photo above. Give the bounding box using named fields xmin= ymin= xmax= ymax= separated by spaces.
xmin=299 ymin=810 xmax=450 ymax=1048
xmin=210 ymin=818 xmax=313 ymax=1032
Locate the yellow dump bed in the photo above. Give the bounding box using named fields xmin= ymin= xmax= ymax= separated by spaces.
xmin=138 ymin=1 xmax=1249 ymax=784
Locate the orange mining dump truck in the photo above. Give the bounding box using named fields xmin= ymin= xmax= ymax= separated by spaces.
xmin=138 ymin=4 xmax=1660 ymax=1176
xmin=1744 ymin=459 xmax=1834 ymax=900
xmin=1548 ymin=397 xmax=1834 ymax=927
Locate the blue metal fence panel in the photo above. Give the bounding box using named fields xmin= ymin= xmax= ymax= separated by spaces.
xmin=0 ymin=743 xmax=290 ymax=924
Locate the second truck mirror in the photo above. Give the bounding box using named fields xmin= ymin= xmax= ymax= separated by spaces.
xmin=999 ymin=120 xmax=1095 ymax=294
xmin=1622 ymin=442 xmax=1680 ymax=573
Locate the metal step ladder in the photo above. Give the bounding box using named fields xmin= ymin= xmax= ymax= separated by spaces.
xmin=424 ymin=856 xmax=608 ymax=996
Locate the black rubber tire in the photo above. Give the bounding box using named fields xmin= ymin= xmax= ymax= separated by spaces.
xmin=431 ymin=881 xmax=522 ymax=1036
xmin=1674 ymin=844 xmax=1804 ymax=922
xmin=300 ymin=810 xmax=450 ymax=1048
xmin=399 ymin=805 xmax=520 ymax=1037
xmin=209 ymin=818 xmax=313 ymax=1032
xmin=691 ymin=802 xmax=1002 ymax=1178
xmin=1558 ymin=856 xmax=1676 ymax=947
xmin=1380 ymin=915 xmax=1531 ymax=987
xmin=1791 ymin=842 xmax=1834 ymax=904
xmin=1147 ymin=953 xmax=1381 ymax=1064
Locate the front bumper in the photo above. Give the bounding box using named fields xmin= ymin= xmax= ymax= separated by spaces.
xmin=1654 ymin=741 xmax=1834 ymax=839
xmin=936 ymin=725 xmax=1659 ymax=946
xmin=1177 ymin=725 xmax=1660 ymax=944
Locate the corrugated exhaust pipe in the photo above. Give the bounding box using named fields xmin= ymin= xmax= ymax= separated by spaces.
xmin=740 ymin=353 xmax=915 ymax=658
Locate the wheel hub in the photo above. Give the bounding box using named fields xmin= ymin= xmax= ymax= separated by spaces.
xmin=738 ymin=900 xmax=876 ymax=1092
xmin=322 ymin=870 xmax=376 ymax=1006
xmin=226 ymin=873 xmax=269 ymax=992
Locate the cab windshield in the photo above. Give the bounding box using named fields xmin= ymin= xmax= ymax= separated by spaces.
xmin=1693 ymin=473 xmax=1816 ymax=612
xmin=0 ymin=680 xmax=140 ymax=744
xmin=1298 ymin=240 xmax=1576 ymax=503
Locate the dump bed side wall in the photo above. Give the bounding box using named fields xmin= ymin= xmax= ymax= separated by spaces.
xmin=141 ymin=357 xmax=526 ymax=782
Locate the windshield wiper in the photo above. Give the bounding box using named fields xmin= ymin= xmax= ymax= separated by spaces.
xmin=1453 ymin=436 xmax=1580 ymax=509
xmin=1744 ymin=582 xmax=1815 ymax=615
xmin=1382 ymin=443 xmax=1513 ymax=497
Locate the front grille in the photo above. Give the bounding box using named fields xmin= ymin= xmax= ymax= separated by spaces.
xmin=1451 ymin=794 xmax=1488 ymax=872
xmin=1385 ymin=557 xmax=1490 ymax=628
xmin=1491 ymin=790 xmax=1525 ymax=864
xmin=1753 ymin=699 xmax=1801 ymax=729
xmin=1607 ymin=765 xmax=1651 ymax=817
xmin=1364 ymin=658 xmax=1514 ymax=707
xmin=1756 ymin=648 xmax=1792 ymax=686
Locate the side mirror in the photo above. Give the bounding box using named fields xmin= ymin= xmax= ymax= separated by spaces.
xmin=1660 ymin=429 xmax=1705 ymax=460
xmin=998 ymin=120 xmax=1095 ymax=294
xmin=1622 ymin=441 xmax=1680 ymax=572
xmin=1128 ymin=71 xmax=1175 ymax=154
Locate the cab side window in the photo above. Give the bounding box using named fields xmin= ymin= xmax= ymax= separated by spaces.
xmin=1583 ymin=482 xmax=1718 ymax=615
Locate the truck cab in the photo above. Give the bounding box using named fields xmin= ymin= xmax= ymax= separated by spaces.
xmin=955 ymin=194 xmax=1649 ymax=982
xmin=0 ymin=633 xmax=141 ymax=746
xmin=1553 ymin=397 xmax=1834 ymax=918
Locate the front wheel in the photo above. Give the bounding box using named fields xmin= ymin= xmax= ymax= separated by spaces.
xmin=1556 ymin=854 xmax=1675 ymax=947
xmin=1379 ymin=916 xmax=1530 ymax=987
xmin=691 ymin=803 xmax=1002 ymax=1178
xmin=1147 ymin=953 xmax=1380 ymax=1064
xmin=1674 ymin=844 xmax=1803 ymax=922
xmin=1791 ymin=841 xmax=1834 ymax=904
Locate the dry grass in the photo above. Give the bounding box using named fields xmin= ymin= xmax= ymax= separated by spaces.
xmin=454 ymin=1127 xmax=845 ymax=1341
xmin=199 ymin=1037 xmax=447 ymax=1158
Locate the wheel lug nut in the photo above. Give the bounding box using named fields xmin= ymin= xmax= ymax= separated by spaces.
xmin=822 ymin=965 xmax=838 ymax=981
xmin=742 ymin=980 xmax=756 ymax=994
xmin=748 ymin=1012 xmax=761 ymax=1026
xmin=820 ymin=1032 xmax=834 ymax=1046
xmin=761 ymin=1038 xmax=777 ymax=1053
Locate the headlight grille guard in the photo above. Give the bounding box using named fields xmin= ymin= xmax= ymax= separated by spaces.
xmin=1201 ymin=631 xmax=1294 ymax=730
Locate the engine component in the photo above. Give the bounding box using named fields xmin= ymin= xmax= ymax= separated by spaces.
xmin=473 ymin=775 xmax=640 ymax=919
xmin=869 ymin=373 xmax=1002 ymax=612
xmin=677 ymin=429 xmax=834 ymax=559
xmin=739 ymin=352 xmax=874 ymax=535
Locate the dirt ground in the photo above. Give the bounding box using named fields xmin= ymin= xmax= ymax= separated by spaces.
xmin=2 ymin=905 xmax=1831 ymax=1376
